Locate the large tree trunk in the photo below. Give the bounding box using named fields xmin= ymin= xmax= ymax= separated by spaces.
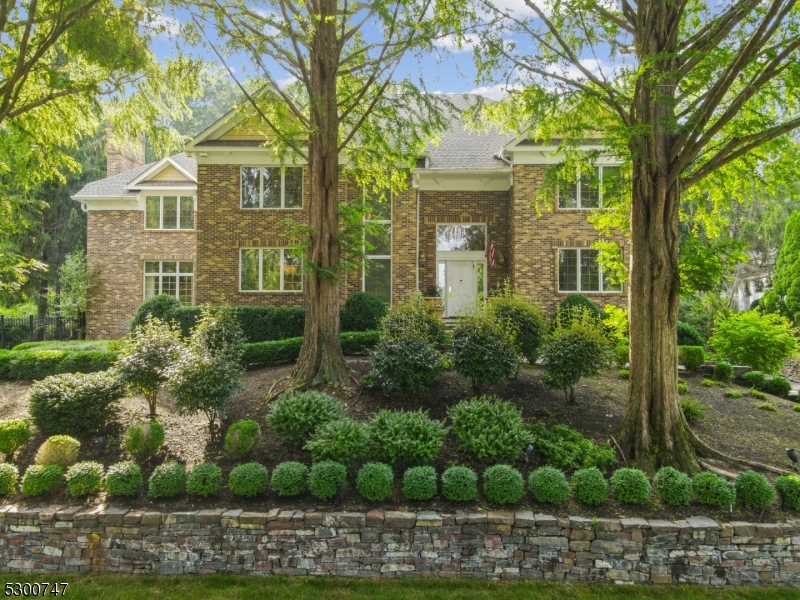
xmin=292 ymin=0 xmax=350 ymax=386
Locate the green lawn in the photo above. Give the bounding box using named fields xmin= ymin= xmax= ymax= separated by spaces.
xmin=3 ymin=575 xmax=799 ymax=599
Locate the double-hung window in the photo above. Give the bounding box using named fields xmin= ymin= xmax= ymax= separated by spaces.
xmin=240 ymin=248 xmax=302 ymax=292
xmin=558 ymin=165 xmax=622 ymax=209
xmin=144 ymin=261 xmax=194 ymax=304
xmin=145 ymin=196 xmax=195 ymax=229
xmin=558 ymin=248 xmax=621 ymax=293
xmin=241 ymin=166 xmax=303 ymax=209
xmin=363 ymin=188 xmax=392 ymax=304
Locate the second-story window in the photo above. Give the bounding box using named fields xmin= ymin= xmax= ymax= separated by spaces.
xmin=145 ymin=196 xmax=195 ymax=229
xmin=241 ymin=166 xmax=303 ymax=209
xmin=558 ymin=165 xmax=622 ymax=209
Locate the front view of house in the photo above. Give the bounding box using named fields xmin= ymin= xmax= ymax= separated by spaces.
xmin=74 ymin=96 xmax=627 ymax=340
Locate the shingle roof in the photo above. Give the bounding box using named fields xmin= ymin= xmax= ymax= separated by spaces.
xmin=73 ymin=153 xmax=197 ymax=199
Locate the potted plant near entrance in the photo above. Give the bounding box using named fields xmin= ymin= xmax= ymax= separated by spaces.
xmin=422 ymin=285 xmax=445 ymax=319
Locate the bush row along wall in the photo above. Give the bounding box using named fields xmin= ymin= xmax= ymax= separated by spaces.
xmin=2 ymin=506 xmax=800 ymax=586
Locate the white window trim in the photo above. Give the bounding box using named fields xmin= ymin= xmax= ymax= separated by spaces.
xmin=240 ymin=166 xmax=304 ymax=210
xmin=557 ymin=247 xmax=622 ymax=294
xmin=144 ymin=195 xmax=196 ymax=230
xmin=558 ymin=165 xmax=619 ymax=210
xmin=362 ymin=188 xmax=392 ymax=304
xmin=239 ymin=247 xmax=303 ymax=293
xmin=143 ymin=260 xmax=194 ymax=304
xmin=435 ymin=222 xmax=488 ymax=254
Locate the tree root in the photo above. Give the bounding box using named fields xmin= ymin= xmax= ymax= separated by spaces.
xmin=266 ymin=381 xmax=307 ymax=404
xmin=690 ymin=429 xmax=790 ymax=476
xmin=609 ymin=435 xmax=628 ymax=466
xmin=268 ymin=376 xmax=291 ymax=397
xmin=698 ymin=460 xmax=738 ymax=480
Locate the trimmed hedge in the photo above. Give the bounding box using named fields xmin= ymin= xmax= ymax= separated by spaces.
xmin=0 ymin=349 xmax=118 ymax=380
xmin=355 ymin=462 xmax=394 ymax=501
xmin=483 ymin=465 xmax=524 ymax=505
xmin=402 ymin=466 xmax=438 ymax=501
xmin=105 ymin=461 xmax=142 ymax=497
xmin=242 ymin=331 xmax=379 ymax=368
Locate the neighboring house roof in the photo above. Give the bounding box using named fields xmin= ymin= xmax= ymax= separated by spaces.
xmin=73 ymin=152 xmax=197 ymax=199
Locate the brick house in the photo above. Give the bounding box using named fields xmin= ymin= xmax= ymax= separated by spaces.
xmin=74 ymin=96 xmax=627 ymax=340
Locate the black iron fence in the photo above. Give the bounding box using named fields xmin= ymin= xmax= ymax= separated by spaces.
xmin=0 ymin=315 xmax=86 ymax=350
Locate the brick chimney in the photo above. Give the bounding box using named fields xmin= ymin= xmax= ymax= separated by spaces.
xmin=106 ymin=126 xmax=146 ymax=177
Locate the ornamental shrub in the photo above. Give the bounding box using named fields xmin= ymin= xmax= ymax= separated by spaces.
xmin=441 ymin=466 xmax=478 ymax=502
xmin=267 ymin=390 xmax=346 ymax=446
xmin=130 ymin=294 xmax=181 ymax=332
xmin=148 ymin=462 xmax=186 ymax=498
xmin=35 ymin=435 xmax=80 ymax=468
xmin=571 ymin=467 xmax=609 ymax=505
xmin=379 ymin=293 xmax=446 ymax=349
xmin=124 ymin=420 xmax=165 ymax=462
xmin=308 ymin=460 xmax=347 ymax=501
xmin=304 ymin=419 xmax=369 ymax=465
xmin=710 ymin=311 xmax=797 ymax=373
xmin=340 ymin=292 xmax=387 ymax=332
xmin=270 ymin=461 xmax=308 ymax=497
xmin=105 ymin=461 xmax=142 ymax=497
xmin=602 ymin=304 xmax=629 ymax=345
xmin=368 ymin=334 xmax=444 ymax=395
xmin=742 ymin=370 xmax=767 ymax=389
xmin=713 ymin=361 xmax=734 ymax=383
xmin=528 ymin=423 xmax=617 ymax=472
xmin=29 ymin=371 xmax=125 ymax=437
xmin=487 ymin=281 xmax=547 ymax=364
xmin=680 ymin=398 xmax=707 ymax=423
xmin=483 ymin=465 xmax=524 ymax=505
xmin=65 ymin=461 xmax=103 ymax=497
xmin=402 ymin=466 xmax=437 ymax=501
xmin=451 ymin=314 xmax=519 ymax=395
xmin=0 ymin=419 xmax=31 ymax=457
xmin=764 ymin=375 xmax=792 ymax=398
xmin=21 ymin=464 xmax=63 ymax=496
xmin=677 ymin=321 xmax=704 ymax=347
xmin=186 ymin=462 xmax=222 ymax=497
xmin=678 ymin=382 xmax=689 ymax=395
xmin=224 ymin=420 xmax=261 ymax=459
xmin=610 ymin=468 xmax=651 ymax=504
xmin=678 ymin=346 xmax=705 ymax=371
xmin=447 ymin=396 xmax=532 ymax=463
xmin=542 ymin=307 xmax=612 ymax=403
xmin=772 ymin=211 xmax=800 ymax=321
xmin=367 ymin=410 xmax=447 ymax=466
xmin=228 ymin=462 xmax=269 ymax=497
xmin=356 ymin=462 xmax=394 ymax=501
xmin=654 ymin=467 xmax=693 ymax=506
xmin=528 ymin=466 xmax=569 ymax=504
xmin=614 ymin=343 xmax=630 ymax=368
xmin=775 ymin=475 xmax=800 ymax=510
xmin=693 ymin=472 xmax=735 ymax=506
xmin=734 ymin=470 xmax=774 ymax=509
xmin=555 ymin=294 xmax=601 ymax=322
xmin=0 ymin=463 xmax=19 ymax=495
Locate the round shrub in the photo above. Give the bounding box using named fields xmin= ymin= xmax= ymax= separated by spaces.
xmin=441 ymin=466 xmax=478 ymax=502
xmin=379 ymin=294 xmax=446 ymax=348
xmin=66 ymin=461 xmax=104 ymax=497
xmin=402 ymin=466 xmax=437 ymax=501
xmin=356 ymin=462 xmax=394 ymax=502
xmin=734 ymin=470 xmax=774 ymax=509
xmin=267 ymin=390 xmax=346 ymax=446
xmin=528 ymin=466 xmax=569 ymax=504
xmin=308 ymin=461 xmax=347 ymax=501
xmin=678 ymin=346 xmax=705 ymax=371
xmin=713 ymin=361 xmax=733 ymax=383
xmin=271 ymin=461 xmax=309 ymax=497
xmin=571 ymin=467 xmax=609 ymax=505
xmin=487 ymin=284 xmax=547 ymax=364
xmin=0 ymin=463 xmax=19 ymax=495
xmin=653 ymin=467 xmax=693 ymax=506
xmin=610 ymin=468 xmax=651 ymax=504
xmin=367 ymin=410 xmax=447 ymax=466
xmin=483 ymin=465 xmax=524 ymax=505
xmin=764 ymin=375 xmax=792 ymax=398
xmin=677 ymin=321 xmax=704 ymax=347
xmin=447 ymin=396 xmax=532 ymax=463
xmin=29 ymin=371 xmax=125 ymax=437
xmin=341 ymin=292 xmax=387 ymax=332
xmin=228 ymin=462 xmax=268 ymax=497
xmin=369 ymin=334 xmax=444 ymax=395
xmin=556 ymin=294 xmax=601 ymax=321
xmin=710 ymin=311 xmax=797 ymax=373
xmin=693 ymin=472 xmax=735 ymax=506
xmin=775 ymin=475 xmax=800 ymax=510
xmin=21 ymin=464 xmax=63 ymax=496
xmin=130 ymin=293 xmax=181 ymax=331
xmin=0 ymin=419 xmax=31 ymax=457
xmin=148 ymin=461 xmax=186 ymax=498
xmin=304 ymin=418 xmax=369 ymax=464
xmin=452 ymin=314 xmax=519 ymax=395
xmin=124 ymin=420 xmax=165 ymax=462
xmin=105 ymin=461 xmax=142 ymax=497
xmin=224 ymin=420 xmax=261 ymax=459
xmin=186 ymin=462 xmax=222 ymax=497
xmin=35 ymin=435 xmax=80 ymax=468
xmin=741 ymin=370 xmax=766 ymax=389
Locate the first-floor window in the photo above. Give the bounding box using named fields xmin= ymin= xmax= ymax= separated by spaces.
xmin=558 ymin=248 xmax=621 ymax=292
xmin=240 ymin=248 xmax=302 ymax=291
xmin=144 ymin=261 xmax=194 ymax=304
xmin=364 ymin=258 xmax=391 ymax=303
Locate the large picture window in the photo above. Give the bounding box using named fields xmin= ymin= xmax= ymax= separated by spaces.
xmin=558 ymin=248 xmax=621 ymax=292
xmin=145 ymin=196 xmax=195 ymax=229
xmin=558 ymin=166 xmax=622 ymax=209
xmin=436 ymin=224 xmax=486 ymax=251
xmin=363 ymin=188 xmax=392 ymax=304
xmin=240 ymin=167 xmax=303 ymax=209
xmin=240 ymin=248 xmax=302 ymax=292
xmin=144 ymin=261 xmax=194 ymax=304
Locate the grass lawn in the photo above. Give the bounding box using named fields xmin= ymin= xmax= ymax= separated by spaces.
xmin=2 ymin=575 xmax=800 ymax=600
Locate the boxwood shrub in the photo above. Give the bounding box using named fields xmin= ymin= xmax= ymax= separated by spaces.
xmin=241 ymin=331 xmax=379 ymax=368
xmin=483 ymin=465 xmax=524 ymax=505
xmin=186 ymin=462 xmax=222 ymax=497
xmin=653 ymin=467 xmax=693 ymax=506
xmin=441 ymin=466 xmax=478 ymax=502
xmin=124 ymin=421 xmax=165 ymax=462
xmin=356 ymin=462 xmax=394 ymax=501
xmin=105 ymin=461 xmax=142 ymax=497
xmin=228 ymin=462 xmax=269 ymax=497
xmin=0 ymin=419 xmax=31 ymax=457
xmin=267 ymin=390 xmax=346 ymax=446
xmin=304 ymin=418 xmax=369 ymax=464
xmin=65 ymin=461 xmax=104 ymax=497
xmin=35 ymin=435 xmax=80 ymax=468
xmin=734 ymin=470 xmax=774 ymax=509
xmin=447 ymin=396 xmax=532 ymax=463
xmin=764 ymin=376 xmax=792 ymax=398
xmin=775 ymin=475 xmax=800 ymax=510
xmin=692 ymin=471 xmax=735 ymax=506
xmin=713 ymin=361 xmax=733 ymax=383
xmin=741 ymin=370 xmax=767 ymax=389
xmin=0 ymin=463 xmax=19 ymax=495
xmin=21 ymin=464 xmax=63 ymax=496
xmin=270 ymin=461 xmax=309 ymax=497
xmin=148 ymin=462 xmax=186 ymax=498
xmin=610 ymin=468 xmax=651 ymax=504
xmin=340 ymin=292 xmax=387 ymax=332
xmin=528 ymin=466 xmax=569 ymax=504
xmin=367 ymin=410 xmax=447 ymax=466
xmin=571 ymin=467 xmax=608 ymax=505
xmin=224 ymin=420 xmax=261 ymax=459
xmin=0 ymin=349 xmax=118 ymax=381
xmin=402 ymin=466 xmax=437 ymax=501
xmin=678 ymin=346 xmax=705 ymax=371
xmin=308 ymin=461 xmax=347 ymax=501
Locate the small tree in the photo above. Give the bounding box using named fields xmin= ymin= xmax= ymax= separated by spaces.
xmin=487 ymin=280 xmax=546 ymax=365
xmin=115 ymin=317 xmax=184 ymax=418
xmin=57 ymin=249 xmax=99 ymax=319
xmin=451 ymin=313 xmax=519 ymax=395
xmin=541 ymin=307 xmax=613 ymax=404
xmin=773 ymin=212 xmax=800 ymax=322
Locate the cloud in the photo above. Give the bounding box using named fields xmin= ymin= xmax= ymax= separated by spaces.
xmin=466 ymin=84 xmax=520 ymax=100
xmin=434 ymin=34 xmax=481 ymax=53
xmin=151 ymin=14 xmax=181 ymax=38
xmin=275 ymin=76 xmax=298 ymax=89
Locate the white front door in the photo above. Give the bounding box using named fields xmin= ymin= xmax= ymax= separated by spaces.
xmin=447 ymin=260 xmax=475 ymax=317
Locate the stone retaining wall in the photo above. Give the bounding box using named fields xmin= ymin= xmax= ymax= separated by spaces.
xmin=1 ymin=505 xmax=800 ymax=586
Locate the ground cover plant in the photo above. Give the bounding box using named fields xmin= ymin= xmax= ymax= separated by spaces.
xmin=367 ymin=410 xmax=446 ymax=466
xmin=447 ymin=396 xmax=531 ymax=463
xmin=267 ymin=390 xmax=346 ymax=446
xmin=528 ymin=423 xmax=617 ymax=471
